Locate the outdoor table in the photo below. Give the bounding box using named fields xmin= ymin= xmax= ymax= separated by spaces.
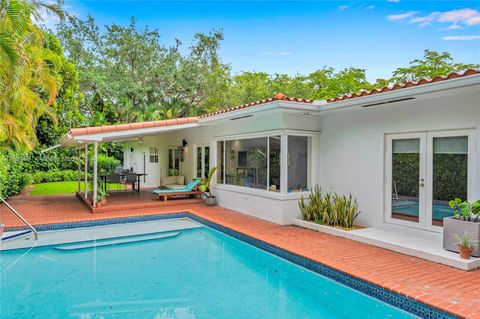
xmin=99 ymin=173 xmax=147 ymax=193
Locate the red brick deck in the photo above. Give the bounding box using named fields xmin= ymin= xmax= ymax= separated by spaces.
xmin=1 ymin=194 xmax=480 ymax=318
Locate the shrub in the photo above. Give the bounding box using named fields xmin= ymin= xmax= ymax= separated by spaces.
xmin=30 ymin=170 xmax=87 ymax=184
xmin=0 ymin=151 xmax=32 ymax=198
xmin=299 ymin=186 xmax=360 ymax=229
xmin=97 ymin=155 xmax=121 ymax=175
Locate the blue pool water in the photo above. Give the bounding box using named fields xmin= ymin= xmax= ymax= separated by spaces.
xmin=1 ymin=226 xmax=416 ymax=318
xmin=393 ymin=200 xmax=454 ymax=220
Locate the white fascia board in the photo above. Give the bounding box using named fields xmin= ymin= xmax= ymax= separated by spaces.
xmin=64 ymin=123 xmax=199 ymax=147
xmin=319 ymin=74 xmax=480 ymax=112
xmin=198 ymin=101 xmax=321 ymax=124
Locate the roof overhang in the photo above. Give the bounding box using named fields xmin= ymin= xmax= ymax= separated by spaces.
xmin=198 ymin=100 xmax=324 ymax=124
xmin=61 ymin=122 xmax=199 ymax=147
xmin=319 ymin=73 xmax=480 ymax=113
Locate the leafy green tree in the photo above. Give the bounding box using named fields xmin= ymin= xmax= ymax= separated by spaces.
xmin=36 ymin=32 xmax=84 ymax=146
xmin=0 ymin=0 xmax=65 ymax=151
xmin=389 ymin=50 xmax=480 ymax=84
xmin=56 ymin=16 xmax=231 ymax=124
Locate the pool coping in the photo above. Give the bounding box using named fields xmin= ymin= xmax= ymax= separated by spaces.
xmin=5 ymin=211 xmax=458 ymax=319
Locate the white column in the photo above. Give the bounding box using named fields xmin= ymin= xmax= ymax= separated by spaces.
xmin=77 ymin=148 xmax=81 ymax=193
xmin=84 ymin=145 xmax=88 ymax=199
xmin=93 ymin=142 xmax=98 ymax=208
xmin=280 ymin=133 xmax=288 ymax=195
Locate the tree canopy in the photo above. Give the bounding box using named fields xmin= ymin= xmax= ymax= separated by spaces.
xmin=1 ymin=1 xmax=479 ymax=153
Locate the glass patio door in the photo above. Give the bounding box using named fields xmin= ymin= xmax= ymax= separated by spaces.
xmin=386 ymin=133 xmax=427 ymax=229
xmin=425 ymin=130 xmax=474 ymax=232
xmin=386 ymin=130 xmax=475 ymax=232
xmin=196 ymin=145 xmax=210 ymax=179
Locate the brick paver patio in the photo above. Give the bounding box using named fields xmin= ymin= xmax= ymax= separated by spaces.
xmin=1 ymin=194 xmax=480 ymax=318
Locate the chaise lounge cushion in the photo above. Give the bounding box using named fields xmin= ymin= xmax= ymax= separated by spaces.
xmin=160 ymin=175 xmax=185 ymax=189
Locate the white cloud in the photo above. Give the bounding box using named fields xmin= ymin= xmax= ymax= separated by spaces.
xmin=407 ymin=8 xmax=480 ymax=29
xmin=278 ymin=51 xmax=292 ymax=56
xmin=365 ymin=5 xmax=376 ymax=11
xmin=338 ymin=5 xmax=350 ymax=11
xmin=387 ymin=11 xmax=418 ymax=21
xmin=442 ymin=35 xmax=480 ymax=41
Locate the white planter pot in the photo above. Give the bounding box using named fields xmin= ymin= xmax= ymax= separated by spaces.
xmin=443 ymin=217 xmax=480 ymax=257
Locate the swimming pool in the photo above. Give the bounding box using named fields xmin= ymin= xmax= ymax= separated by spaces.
xmin=1 ymin=216 xmax=443 ymax=318
xmin=393 ymin=199 xmax=454 ymax=220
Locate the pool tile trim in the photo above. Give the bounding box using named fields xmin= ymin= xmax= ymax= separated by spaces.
xmin=5 ymin=212 xmax=456 ymax=319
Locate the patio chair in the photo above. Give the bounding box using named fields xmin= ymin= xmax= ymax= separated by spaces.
xmin=122 ymin=173 xmax=138 ymax=191
xmin=152 ymin=179 xmax=202 ymax=201
xmin=107 ymin=173 xmax=122 ymax=191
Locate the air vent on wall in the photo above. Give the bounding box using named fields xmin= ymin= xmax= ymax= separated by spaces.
xmin=230 ymin=115 xmax=253 ymax=121
xmin=362 ymin=97 xmax=415 ymax=108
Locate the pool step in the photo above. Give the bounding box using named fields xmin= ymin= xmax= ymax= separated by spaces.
xmin=1 ymin=230 xmax=33 ymax=242
xmin=54 ymin=231 xmax=180 ymax=251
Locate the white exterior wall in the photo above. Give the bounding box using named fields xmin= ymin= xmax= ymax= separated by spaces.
xmin=317 ymin=89 xmax=480 ymax=229
xmin=123 ymin=86 xmax=479 ymax=228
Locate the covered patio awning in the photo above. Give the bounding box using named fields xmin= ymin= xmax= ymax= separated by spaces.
xmin=57 ymin=117 xmax=199 ymax=209
xmin=60 ymin=117 xmax=199 ymax=147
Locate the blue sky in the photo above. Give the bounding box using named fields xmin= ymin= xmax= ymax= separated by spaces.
xmin=59 ymin=0 xmax=480 ymax=81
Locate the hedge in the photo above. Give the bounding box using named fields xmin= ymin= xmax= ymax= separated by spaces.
xmin=393 ymin=153 xmax=468 ymax=200
xmin=0 ymin=152 xmax=32 ymax=198
xmin=30 ymin=170 xmax=92 ymax=184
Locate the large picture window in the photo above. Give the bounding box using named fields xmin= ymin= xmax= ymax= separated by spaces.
xmin=288 ymin=136 xmax=309 ymax=192
xmin=216 ymin=133 xmax=312 ymax=193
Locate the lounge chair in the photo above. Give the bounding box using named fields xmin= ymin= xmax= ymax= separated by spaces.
xmin=153 ymin=178 xmax=202 ymax=201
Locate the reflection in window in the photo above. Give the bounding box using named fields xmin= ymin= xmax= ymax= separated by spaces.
xmin=432 ymin=136 xmax=468 ymax=226
xmin=216 ymin=134 xmax=311 ymax=193
xmin=225 ymin=138 xmax=267 ymax=190
xmin=217 ymin=141 xmax=224 ymax=183
xmin=196 ymin=147 xmax=202 ymax=178
xmin=269 ymin=136 xmax=281 ymax=192
xmin=288 ymin=136 xmax=309 ymax=192
xmin=168 ymin=147 xmax=181 ymax=176
xmin=205 ymin=146 xmax=210 ymax=177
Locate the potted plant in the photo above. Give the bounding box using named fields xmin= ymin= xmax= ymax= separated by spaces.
xmin=96 ymin=188 xmax=109 ymax=208
xmin=199 ymin=167 xmax=217 ymax=206
xmin=453 ymin=230 xmax=478 ymax=259
xmin=443 ymin=198 xmax=480 ymax=257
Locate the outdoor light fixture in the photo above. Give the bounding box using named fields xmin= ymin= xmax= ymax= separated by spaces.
xmin=182 ymin=139 xmax=188 ymax=147
xmin=138 ymin=137 xmax=145 ymax=145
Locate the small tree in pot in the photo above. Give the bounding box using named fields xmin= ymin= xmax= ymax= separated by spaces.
xmin=199 ymin=167 xmax=217 ymax=206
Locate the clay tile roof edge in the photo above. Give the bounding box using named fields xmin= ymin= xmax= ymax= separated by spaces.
xmin=327 ymin=69 xmax=480 ymax=103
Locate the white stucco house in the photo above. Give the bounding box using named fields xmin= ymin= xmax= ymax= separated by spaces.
xmin=62 ymin=69 xmax=480 ymax=236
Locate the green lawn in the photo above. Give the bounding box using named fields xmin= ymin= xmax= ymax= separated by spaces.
xmin=31 ymin=181 xmax=122 ymax=195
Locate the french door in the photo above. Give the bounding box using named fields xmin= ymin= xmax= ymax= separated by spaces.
xmin=195 ymin=145 xmax=210 ymax=179
xmin=386 ymin=130 xmax=475 ymax=232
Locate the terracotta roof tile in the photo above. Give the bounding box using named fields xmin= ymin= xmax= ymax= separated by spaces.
xmin=198 ymin=93 xmax=314 ymax=119
xmin=68 ymin=117 xmax=199 ymax=137
xmin=327 ymin=69 xmax=480 ymax=103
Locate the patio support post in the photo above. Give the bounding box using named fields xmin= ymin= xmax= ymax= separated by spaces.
xmin=77 ymin=148 xmax=81 ymax=193
xmin=84 ymin=145 xmax=88 ymax=199
xmin=93 ymin=142 xmax=98 ymax=208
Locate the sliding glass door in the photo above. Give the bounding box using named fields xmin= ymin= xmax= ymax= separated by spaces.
xmin=386 ymin=130 xmax=475 ymax=232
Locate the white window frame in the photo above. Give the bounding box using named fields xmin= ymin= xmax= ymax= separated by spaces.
xmin=149 ymin=146 xmax=159 ymax=163
xmin=213 ymin=129 xmax=318 ymax=196
xmin=168 ymin=146 xmax=182 ymax=176
xmin=194 ymin=144 xmax=210 ymax=179
xmin=384 ymin=129 xmax=476 ymax=233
